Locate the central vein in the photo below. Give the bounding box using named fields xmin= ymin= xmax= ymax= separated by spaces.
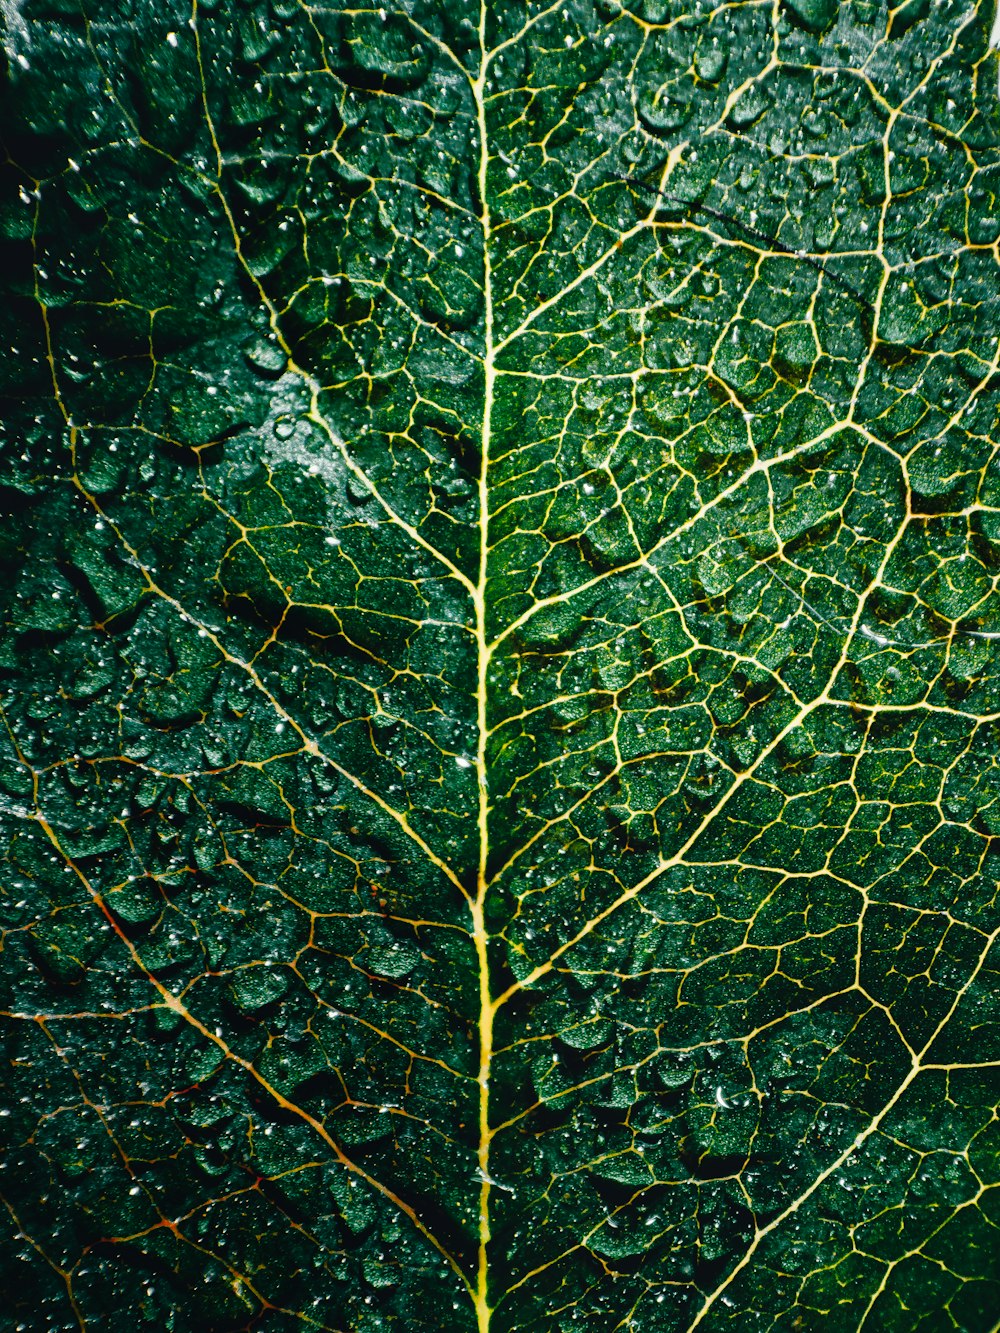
xmin=471 ymin=9 xmax=495 ymax=1332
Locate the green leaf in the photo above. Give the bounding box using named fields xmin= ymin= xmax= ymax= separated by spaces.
xmin=2 ymin=1 xmax=1000 ymax=1330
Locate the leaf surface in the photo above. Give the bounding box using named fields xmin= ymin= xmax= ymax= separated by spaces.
xmin=2 ymin=1 xmax=1000 ymax=1330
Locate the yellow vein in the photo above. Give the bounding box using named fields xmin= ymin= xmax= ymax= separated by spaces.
xmin=471 ymin=10 xmax=496 ymax=1331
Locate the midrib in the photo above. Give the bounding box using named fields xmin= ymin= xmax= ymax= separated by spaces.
xmin=472 ymin=8 xmax=495 ymax=1331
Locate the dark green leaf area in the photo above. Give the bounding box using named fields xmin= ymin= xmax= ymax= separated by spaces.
xmin=5 ymin=0 xmax=1000 ymax=1329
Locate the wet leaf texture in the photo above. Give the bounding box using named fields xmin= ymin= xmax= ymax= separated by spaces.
xmin=2 ymin=1 xmax=1000 ymax=1330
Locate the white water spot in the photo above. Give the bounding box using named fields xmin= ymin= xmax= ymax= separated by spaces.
xmin=477 ymin=1168 xmax=515 ymax=1194
xmin=0 ymin=0 xmax=29 ymax=59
